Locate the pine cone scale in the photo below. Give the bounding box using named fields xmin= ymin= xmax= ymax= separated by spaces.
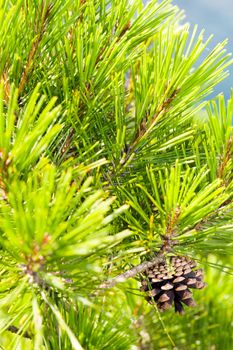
xmin=141 ymin=255 xmax=206 ymax=313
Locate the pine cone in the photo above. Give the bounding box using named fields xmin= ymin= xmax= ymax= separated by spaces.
xmin=140 ymin=256 xmax=206 ymax=314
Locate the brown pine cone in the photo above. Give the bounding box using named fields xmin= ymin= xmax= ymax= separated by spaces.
xmin=140 ymin=256 xmax=206 ymax=314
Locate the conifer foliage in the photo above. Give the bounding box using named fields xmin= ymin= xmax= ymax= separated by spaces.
xmin=0 ymin=0 xmax=233 ymax=349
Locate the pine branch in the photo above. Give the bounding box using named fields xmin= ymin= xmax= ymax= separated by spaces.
xmin=18 ymin=2 xmax=52 ymax=95
xmin=98 ymin=232 xmax=178 ymax=290
xmin=99 ymin=254 xmax=165 ymax=289
xmin=1 ymin=0 xmax=233 ymax=348
xmin=115 ymin=88 xmax=181 ymax=172
xmin=217 ymin=135 xmax=233 ymax=181
xmin=7 ymin=325 xmax=31 ymax=340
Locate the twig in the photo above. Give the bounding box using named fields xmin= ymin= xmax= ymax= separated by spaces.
xmin=132 ymin=88 xmax=180 ymax=150
xmin=115 ymin=87 xmax=181 ymax=172
xmin=18 ymin=2 xmax=52 ymax=95
xmin=7 ymin=325 xmax=31 ymax=339
xmin=217 ymin=136 xmax=233 ymax=181
xmin=98 ymin=254 xmax=164 ymax=290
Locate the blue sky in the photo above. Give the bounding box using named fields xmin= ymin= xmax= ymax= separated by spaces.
xmin=174 ymin=0 xmax=233 ymax=97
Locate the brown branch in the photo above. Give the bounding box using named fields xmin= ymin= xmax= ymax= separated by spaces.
xmin=116 ymin=88 xmax=181 ymax=171
xmin=18 ymin=2 xmax=52 ymax=95
xmin=116 ymin=21 xmax=131 ymax=40
xmin=98 ymin=254 xmax=165 ymax=290
xmin=61 ymin=128 xmax=75 ymax=156
xmin=217 ymin=136 xmax=233 ymax=180
xmin=132 ymin=88 xmax=180 ymax=148
xmin=166 ymin=206 xmax=181 ymax=236
xmin=0 ymin=148 xmax=12 ymax=200
xmin=7 ymin=325 xmax=31 ymax=339
xmin=97 ymin=227 xmax=180 ymax=291
xmin=0 ymin=71 xmax=10 ymax=103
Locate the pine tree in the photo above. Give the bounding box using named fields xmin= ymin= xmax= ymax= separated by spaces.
xmin=0 ymin=0 xmax=233 ymax=349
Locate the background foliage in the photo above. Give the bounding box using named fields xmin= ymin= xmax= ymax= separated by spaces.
xmin=0 ymin=0 xmax=232 ymax=349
